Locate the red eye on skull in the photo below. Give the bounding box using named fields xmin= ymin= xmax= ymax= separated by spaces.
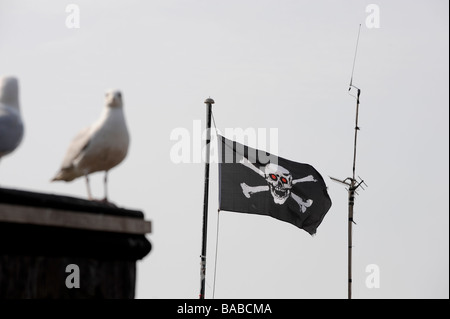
xmin=281 ymin=177 xmax=288 ymax=184
xmin=270 ymin=174 xmax=277 ymax=181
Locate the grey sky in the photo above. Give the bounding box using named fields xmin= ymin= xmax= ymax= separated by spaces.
xmin=0 ymin=0 xmax=448 ymax=299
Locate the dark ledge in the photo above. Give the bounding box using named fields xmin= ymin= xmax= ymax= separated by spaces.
xmin=0 ymin=187 xmax=152 ymax=261
xmin=0 ymin=187 xmax=144 ymax=218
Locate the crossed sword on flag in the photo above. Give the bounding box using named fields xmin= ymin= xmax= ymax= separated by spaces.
xmin=239 ymin=157 xmax=317 ymax=213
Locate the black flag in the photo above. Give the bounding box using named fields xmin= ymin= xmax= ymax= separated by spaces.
xmin=218 ymin=135 xmax=332 ymax=235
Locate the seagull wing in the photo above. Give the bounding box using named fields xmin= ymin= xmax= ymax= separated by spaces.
xmin=0 ymin=110 xmax=24 ymax=156
xmin=60 ymin=126 xmax=92 ymax=170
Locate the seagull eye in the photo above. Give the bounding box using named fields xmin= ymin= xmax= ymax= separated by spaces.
xmin=270 ymin=174 xmax=277 ymax=181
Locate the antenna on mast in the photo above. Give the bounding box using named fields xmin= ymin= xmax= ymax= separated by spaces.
xmin=330 ymin=24 xmax=367 ymax=300
xmin=349 ymin=24 xmax=362 ymax=92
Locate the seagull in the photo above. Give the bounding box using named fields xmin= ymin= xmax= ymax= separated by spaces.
xmin=52 ymin=90 xmax=129 ymax=201
xmin=0 ymin=76 xmax=24 ymax=161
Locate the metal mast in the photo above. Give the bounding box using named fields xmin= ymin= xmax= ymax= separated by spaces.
xmin=330 ymin=25 xmax=367 ymax=299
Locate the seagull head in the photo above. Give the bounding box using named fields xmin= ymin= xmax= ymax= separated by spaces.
xmin=105 ymin=90 xmax=123 ymax=108
xmin=0 ymin=76 xmax=19 ymax=107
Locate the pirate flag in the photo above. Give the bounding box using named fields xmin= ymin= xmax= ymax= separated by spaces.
xmin=218 ymin=135 xmax=332 ymax=235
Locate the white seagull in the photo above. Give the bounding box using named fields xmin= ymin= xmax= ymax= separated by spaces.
xmin=52 ymin=90 xmax=130 ymax=201
xmin=0 ymin=76 xmax=24 ymax=161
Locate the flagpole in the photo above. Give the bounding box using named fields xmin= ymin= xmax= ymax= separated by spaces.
xmin=199 ymin=97 xmax=214 ymax=299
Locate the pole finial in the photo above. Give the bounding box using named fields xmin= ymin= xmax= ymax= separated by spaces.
xmin=204 ymin=97 xmax=215 ymax=104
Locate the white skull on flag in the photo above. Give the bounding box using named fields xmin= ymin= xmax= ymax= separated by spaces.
xmin=240 ymin=158 xmax=316 ymax=213
xmin=264 ymin=163 xmax=293 ymax=204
